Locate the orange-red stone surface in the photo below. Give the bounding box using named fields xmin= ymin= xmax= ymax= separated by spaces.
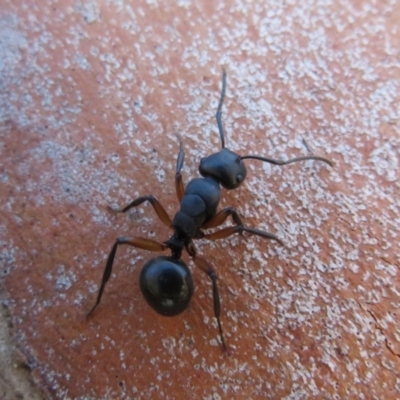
xmin=1 ymin=1 xmax=399 ymax=399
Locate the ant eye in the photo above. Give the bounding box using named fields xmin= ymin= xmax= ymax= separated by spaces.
xmin=237 ymin=174 xmax=243 ymax=182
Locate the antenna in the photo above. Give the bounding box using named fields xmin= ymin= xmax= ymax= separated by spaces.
xmin=215 ymin=68 xmax=227 ymax=149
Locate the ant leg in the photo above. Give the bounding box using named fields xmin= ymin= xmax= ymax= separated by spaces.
xmin=175 ymin=135 xmax=185 ymax=202
xmin=110 ymin=195 xmax=172 ymax=228
xmin=204 ymin=225 xmax=285 ymax=247
xmin=186 ymin=243 xmax=226 ymax=351
xmin=198 ymin=209 xmax=282 ymax=247
xmin=87 ymin=236 xmax=168 ymax=317
xmin=216 ymin=68 xmax=227 ymax=149
xmin=202 ymin=207 xmax=243 ymax=229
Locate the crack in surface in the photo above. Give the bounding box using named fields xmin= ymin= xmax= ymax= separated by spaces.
xmin=356 ymin=300 xmax=400 ymax=359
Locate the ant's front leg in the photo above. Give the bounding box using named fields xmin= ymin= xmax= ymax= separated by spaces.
xmin=87 ymin=237 xmax=168 ymax=317
xmin=110 ymin=195 xmax=172 ymax=228
xmin=175 ymin=135 xmax=185 ymax=202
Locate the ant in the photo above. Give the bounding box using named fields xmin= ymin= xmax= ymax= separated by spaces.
xmin=87 ymin=69 xmax=333 ymax=350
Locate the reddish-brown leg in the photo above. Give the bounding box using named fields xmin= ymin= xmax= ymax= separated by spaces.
xmin=175 ymin=135 xmax=185 ymax=202
xmin=87 ymin=237 xmax=168 ymax=317
xmin=201 ymin=207 xmax=244 ymax=229
xmin=204 ymin=225 xmax=284 ymax=247
xmin=110 ymin=195 xmax=172 ymax=228
xmin=186 ymin=243 xmax=227 ymax=351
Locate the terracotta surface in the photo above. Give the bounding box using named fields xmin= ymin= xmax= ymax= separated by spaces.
xmin=1 ymin=1 xmax=399 ymax=399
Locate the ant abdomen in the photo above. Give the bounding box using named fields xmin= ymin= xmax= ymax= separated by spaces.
xmin=140 ymin=256 xmax=194 ymax=316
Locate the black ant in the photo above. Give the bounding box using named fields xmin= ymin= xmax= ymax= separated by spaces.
xmin=87 ymin=69 xmax=333 ymax=350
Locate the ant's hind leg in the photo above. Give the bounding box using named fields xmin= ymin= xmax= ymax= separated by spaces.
xmin=192 ymin=254 xmax=227 ymax=351
xmin=87 ymin=237 xmax=168 ymax=317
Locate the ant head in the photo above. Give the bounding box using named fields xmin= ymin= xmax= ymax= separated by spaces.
xmin=140 ymin=256 xmax=194 ymax=316
xmin=199 ymin=148 xmax=247 ymax=190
